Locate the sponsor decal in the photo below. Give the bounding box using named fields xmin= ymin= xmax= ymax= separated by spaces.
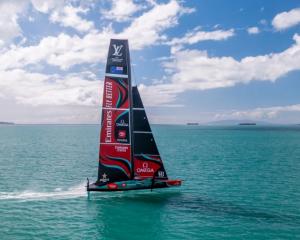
xmin=115 ymin=145 xmax=129 ymax=152
xmin=105 ymin=110 xmax=112 ymax=142
xmin=100 ymin=173 xmax=109 ymax=183
xmin=104 ymin=81 xmax=113 ymax=108
xmin=101 ymin=109 xmax=129 ymax=144
xmin=112 ymin=44 xmax=123 ymax=57
xmin=158 ymin=171 xmax=165 ymax=178
xmin=115 ymin=111 xmax=129 ymax=143
xmin=137 ymin=162 xmax=154 ymax=173
xmin=103 ymin=78 xmax=129 ymax=108
xmin=110 ymin=66 xmax=123 ymax=74
xmin=111 ymin=44 xmax=124 ymax=63
xmin=118 ymin=130 xmax=126 ymax=138
xmin=116 ymin=135 xmax=128 ymax=143
xmin=116 ymin=119 xmax=128 ymax=127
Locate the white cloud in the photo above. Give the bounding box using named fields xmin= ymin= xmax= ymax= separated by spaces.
xmin=101 ymin=0 xmax=142 ymax=22
xmin=138 ymin=83 xmax=182 ymax=107
xmin=133 ymin=33 xmax=300 ymax=107
xmin=272 ymin=8 xmax=300 ymax=30
xmin=247 ymin=26 xmax=260 ymax=34
xmin=0 ymin=0 xmax=66 ymax=44
xmin=163 ymin=34 xmax=300 ymax=91
xmin=0 ymin=0 xmax=192 ymax=71
xmin=168 ymin=27 xmax=234 ymax=45
xmin=0 ymin=0 xmax=195 ymax=107
xmin=3 ymin=27 xmax=300 ymax=108
xmin=0 ymin=0 xmax=27 ymax=44
xmin=50 ymin=5 xmax=95 ymax=33
xmin=167 ymin=27 xmax=234 ymax=52
xmin=0 ymin=30 xmax=113 ymax=71
xmin=214 ymin=104 xmax=300 ymax=120
xmin=0 ymin=69 xmax=101 ymax=106
xmin=31 ymin=0 xmax=64 ymax=13
xmin=119 ymin=0 xmax=194 ymax=49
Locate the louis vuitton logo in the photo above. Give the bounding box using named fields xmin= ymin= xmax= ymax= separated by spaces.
xmin=112 ymin=44 xmax=123 ymax=57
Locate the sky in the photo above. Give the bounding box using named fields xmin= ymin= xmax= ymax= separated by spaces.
xmin=0 ymin=0 xmax=300 ymax=124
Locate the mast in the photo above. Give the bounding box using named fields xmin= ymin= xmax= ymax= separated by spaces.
xmin=127 ymin=40 xmax=135 ymax=180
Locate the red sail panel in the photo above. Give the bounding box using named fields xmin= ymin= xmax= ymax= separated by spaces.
xmin=98 ymin=144 xmax=131 ymax=183
xmin=134 ymin=155 xmax=166 ymax=179
xmin=102 ymin=77 xmax=129 ymax=109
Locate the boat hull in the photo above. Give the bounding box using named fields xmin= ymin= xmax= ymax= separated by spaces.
xmin=87 ymin=178 xmax=182 ymax=192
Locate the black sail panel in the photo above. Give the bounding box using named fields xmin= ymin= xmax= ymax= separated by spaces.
xmin=132 ymin=86 xmax=150 ymax=132
xmin=132 ymin=86 xmax=168 ymax=180
xmin=133 ymin=109 xmax=151 ymax=132
xmin=133 ymin=133 xmax=159 ymax=155
xmin=132 ymin=86 xmax=144 ymax=108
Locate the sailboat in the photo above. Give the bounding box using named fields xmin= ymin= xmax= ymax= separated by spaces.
xmin=87 ymin=39 xmax=182 ymax=191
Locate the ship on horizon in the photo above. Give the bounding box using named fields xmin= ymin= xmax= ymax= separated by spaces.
xmin=239 ymin=122 xmax=257 ymax=125
xmin=187 ymin=122 xmax=199 ymax=126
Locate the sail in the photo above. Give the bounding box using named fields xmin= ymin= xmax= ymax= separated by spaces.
xmin=97 ymin=39 xmax=133 ymax=185
xmin=132 ymin=86 xmax=168 ymax=180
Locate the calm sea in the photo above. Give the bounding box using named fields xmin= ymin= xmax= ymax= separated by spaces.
xmin=0 ymin=125 xmax=300 ymax=239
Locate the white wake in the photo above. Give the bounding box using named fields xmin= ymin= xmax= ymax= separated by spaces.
xmin=0 ymin=182 xmax=86 ymax=201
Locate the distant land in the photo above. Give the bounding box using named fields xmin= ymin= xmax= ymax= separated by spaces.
xmin=186 ymin=122 xmax=199 ymax=125
xmin=0 ymin=122 xmax=15 ymax=125
xmin=205 ymin=119 xmax=273 ymax=126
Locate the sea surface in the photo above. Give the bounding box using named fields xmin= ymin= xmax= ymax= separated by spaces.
xmin=0 ymin=124 xmax=300 ymax=239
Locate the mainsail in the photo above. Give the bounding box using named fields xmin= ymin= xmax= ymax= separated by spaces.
xmin=88 ymin=39 xmax=181 ymax=191
xmin=97 ymin=39 xmax=133 ymax=185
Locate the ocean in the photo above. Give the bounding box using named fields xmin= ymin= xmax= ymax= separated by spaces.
xmin=0 ymin=125 xmax=300 ymax=239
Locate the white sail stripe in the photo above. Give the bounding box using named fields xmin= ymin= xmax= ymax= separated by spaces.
xmin=100 ymin=142 xmax=131 ymax=145
xmin=105 ymin=73 xmax=128 ymax=78
xmin=102 ymin=107 xmax=129 ymax=111
xmin=133 ymin=131 xmax=152 ymax=134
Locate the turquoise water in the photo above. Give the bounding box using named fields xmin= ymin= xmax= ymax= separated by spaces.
xmin=0 ymin=125 xmax=300 ymax=239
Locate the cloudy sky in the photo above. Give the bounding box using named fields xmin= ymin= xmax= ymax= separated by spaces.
xmin=1 ymin=0 xmax=300 ymax=124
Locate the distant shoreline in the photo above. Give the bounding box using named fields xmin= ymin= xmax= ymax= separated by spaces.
xmin=239 ymin=123 xmax=256 ymax=125
xmin=187 ymin=123 xmax=199 ymax=125
xmin=0 ymin=122 xmax=15 ymax=125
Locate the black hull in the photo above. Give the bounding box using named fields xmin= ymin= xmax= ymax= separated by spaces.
xmin=87 ymin=179 xmax=181 ymax=192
